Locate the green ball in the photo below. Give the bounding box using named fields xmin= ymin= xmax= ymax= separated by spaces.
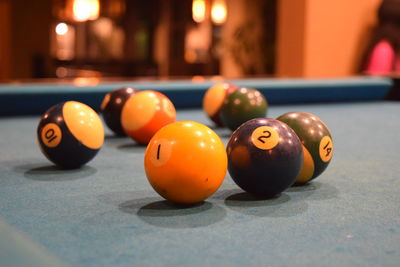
xmin=276 ymin=112 xmax=333 ymax=184
xmin=220 ymin=88 xmax=268 ymax=131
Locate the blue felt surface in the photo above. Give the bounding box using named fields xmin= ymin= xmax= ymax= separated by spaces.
xmin=0 ymin=102 xmax=400 ymax=266
xmin=0 ymin=77 xmax=392 ymax=115
xmin=0 ymin=220 xmax=66 ymax=267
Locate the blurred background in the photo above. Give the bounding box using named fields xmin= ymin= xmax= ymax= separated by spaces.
xmin=0 ymin=0 xmax=398 ymax=81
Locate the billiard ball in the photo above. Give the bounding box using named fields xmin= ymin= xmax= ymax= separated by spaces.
xmin=100 ymin=87 xmax=136 ymax=136
xmin=121 ymin=90 xmax=176 ymax=145
xmin=276 ymin=112 xmax=333 ymax=184
xmin=220 ymin=87 xmax=268 ymax=131
xmin=144 ymin=121 xmax=227 ymax=204
xmin=202 ymin=82 xmax=238 ymax=126
xmin=226 ymin=118 xmax=303 ymax=197
xmin=37 ymin=101 xmax=104 ymax=169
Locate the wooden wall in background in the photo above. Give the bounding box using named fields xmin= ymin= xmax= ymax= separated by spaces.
xmin=0 ymin=0 xmax=11 ymax=80
xmin=10 ymin=0 xmax=53 ymax=79
xmin=0 ymin=0 xmax=384 ymax=80
xmin=277 ymin=0 xmax=382 ymax=78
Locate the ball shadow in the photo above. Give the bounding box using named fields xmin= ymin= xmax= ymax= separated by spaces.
xmin=210 ymin=187 xmax=243 ymax=200
xmin=119 ymin=197 xmax=226 ymax=228
xmin=226 ymin=191 xmax=290 ymax=206
xmin=218 ymin=132 xmax=233 ymax=138
xmin=117 ymin=142 xmax=147 ymax=152
xmin=104 ymin=134 xmax=128 ymax=146
xmin=19 ymin=164 xmax=97 ymax=181
xmin=222 ymin=189 xmax=308 ymax=217
xmin=288 ymin=182 xmax=318 ymax=191
xmin=208 ymin=126 xmax=232 ymax=137
xmin=202 ymin=123 xmax=215 ymax=129
xmin=286 ymin=181 xmax=339 ymax=201
xmin=105 ymin=134 xmax=127 ymax=140
xmin=97 ymin=190 xmax=147 ymax=206
xmin=285 ymin=182 xmax=318 ymax=199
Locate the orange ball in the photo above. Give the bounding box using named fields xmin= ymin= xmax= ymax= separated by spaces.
xmin=121 ymin=90 xmax=176 ymax=145
xmin=144 ymin=121 xmax=227 ymax=204
xmin=203 ymin=83 xmax=238 ymax=126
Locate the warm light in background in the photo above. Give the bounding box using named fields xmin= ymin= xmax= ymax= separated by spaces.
xmin=191 ymin=75 xmax=206 ymax=82
xmin=73 ymin=77 xmax=100 ymax=86
xmin=211 ymin=0 xmax=227 ymax=25
xmin=192 ymin=0 xmax=206 ymax=23
xmin=210 ymin=75 xmax=224 ymax=82
xmin=73 ymin=0 xmax=100 ymax=22
xmin=55 ymin=23 xmax=69 ymax=36
xmin=56 ymin=67 xmax=68 ymax=78
xmin=53 ymin=23 xmax=75 ymax=61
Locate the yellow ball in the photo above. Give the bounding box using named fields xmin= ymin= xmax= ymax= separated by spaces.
xmin=144 ymin=121 xmax=227 ymax=204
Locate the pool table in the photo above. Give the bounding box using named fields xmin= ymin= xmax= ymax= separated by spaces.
xmin=0 ymin=77 xmax=399 ymax=267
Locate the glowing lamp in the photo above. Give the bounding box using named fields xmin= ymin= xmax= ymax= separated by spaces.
xmin=73 ymin=0 xmax=100 ymax=22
